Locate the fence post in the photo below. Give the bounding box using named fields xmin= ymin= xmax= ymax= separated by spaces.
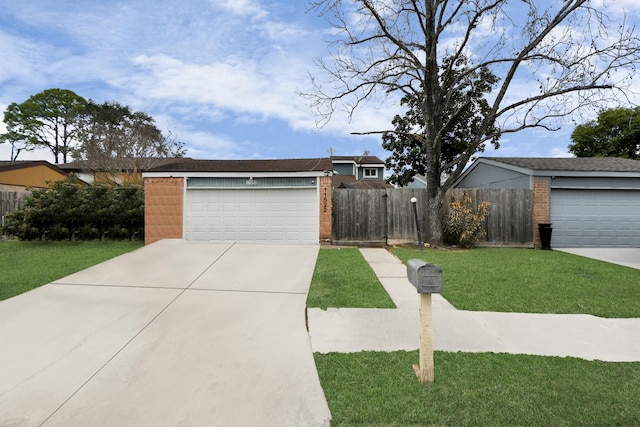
xmin=410 ymin=197 xmax=423 ymax=251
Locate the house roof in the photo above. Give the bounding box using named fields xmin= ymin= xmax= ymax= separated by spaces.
xmin=482 ymin=157 xmax=640 ymax=172
xmin=59 ymin=157 xmax=192 ymax=172
xmin=455 ymin=156 xmax=640 ymax=187
xmin=331 ymin=175 xmax=357 ymax=187
xmin=145 ymin=158 xmax=333 ymax=173
xmin=337 ymin=179 xmax=394 ymax=189
xmin=330 ymin=155 xmax=385 ymax=165
xmin=0 ymin=160 xmax=67 ymax=175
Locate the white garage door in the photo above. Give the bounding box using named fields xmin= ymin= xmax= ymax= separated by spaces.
xmin=550 ymin=189 xmax=640 ymax=248
xmin=185 ymin=188 xmax=319 ymax=243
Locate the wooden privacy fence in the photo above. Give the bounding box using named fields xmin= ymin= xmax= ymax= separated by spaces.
xmin=332 ymin=188 xmax=429 ymax=246
xmin=1 ymin=191 xmax=28 ymax=226
xmin=332 ymin=188 xmax=533 ymax=247
xmin=449 ymin=188 xmax=533 ymax=247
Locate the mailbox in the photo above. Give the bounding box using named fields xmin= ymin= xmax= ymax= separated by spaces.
xmin=407 ymin=259 xmax=443 ymax=294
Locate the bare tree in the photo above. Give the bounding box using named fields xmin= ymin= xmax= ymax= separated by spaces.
xmin=73 ymin=101 xmax=186 ymax=185
xmin=302 ymin=0 xmax=640 ymax=246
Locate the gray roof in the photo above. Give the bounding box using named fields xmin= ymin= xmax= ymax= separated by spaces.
xmin=483 ymin=157 xmax=640 ymax=172
xmin=330 ymin=155 xmax=384 ymax=165
xmin=146 ymin=158 xmax=333 ymax=173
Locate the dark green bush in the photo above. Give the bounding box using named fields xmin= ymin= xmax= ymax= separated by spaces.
xmin=2 ymin=176 xmax=144 ymax=241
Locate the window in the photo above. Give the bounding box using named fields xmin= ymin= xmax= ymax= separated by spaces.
xmin=363 ymin=168 xmax=379 ymax=178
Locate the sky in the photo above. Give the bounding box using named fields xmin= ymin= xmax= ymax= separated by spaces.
xmin=1 ymin=0 xmax=640 ymax=165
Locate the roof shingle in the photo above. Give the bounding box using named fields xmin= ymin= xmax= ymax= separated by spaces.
xmin=146 ymin=158 xmax=333 ymax=173
xmin=483 ymin=157 xmax=640 ymax=172
xmin=330 ymin=155 xmax=384 ymax=164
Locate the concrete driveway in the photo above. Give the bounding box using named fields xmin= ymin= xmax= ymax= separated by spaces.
xmin=0 ymin=240 xmax=331 ymax=426
xmin=557 ymin=248 xmax=640 ymax=270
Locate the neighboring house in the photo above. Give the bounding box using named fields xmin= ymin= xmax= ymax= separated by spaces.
xmin=330 ymin=155 xmax=393 ymax=189
xmin=405 ymin=174 xmax=427 ymax=189
xmin=455 ymin=157 xmax=640 ymax=248
xmin=0 ymin=161 xmax=68 ymax=192
xmin=59 ymin=158 xmax=188 ymax=186
xmin=142 ymin=158 xmax=334 ymax=245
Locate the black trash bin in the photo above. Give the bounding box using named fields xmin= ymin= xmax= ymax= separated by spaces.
xmin=538 ymin=223 xmax=553 ymax=250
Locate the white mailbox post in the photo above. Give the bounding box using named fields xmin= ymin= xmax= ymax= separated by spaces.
xmin=406 ymin=259 xmax=443 ymax=383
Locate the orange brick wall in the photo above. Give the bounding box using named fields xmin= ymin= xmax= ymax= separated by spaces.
xmin=532 ymin=176 xmax=551 ymax=248
xmin=319 ymin=176 xmax=332 ymax=242
xmin=144 ymin=177 xmax=184 ymax=244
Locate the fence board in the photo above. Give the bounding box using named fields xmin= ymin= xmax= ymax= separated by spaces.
xmin=448 ymin=188 xmax=533 ymax=246
xmin=1 ymin=191 xmax=28 ymax=227
xmin=332 ymin=189 xmax=387 ymax=244
xmin=332 ymin=187 xmax=533 ymax=246
xmin=332 ymin=188 xmax=429 ymax=245
xmin=385 ymin=189 xmax=429 ymax=244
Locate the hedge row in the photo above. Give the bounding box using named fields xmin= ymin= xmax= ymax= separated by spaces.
xmin=1 ymin=176 xmax=144 ymax=241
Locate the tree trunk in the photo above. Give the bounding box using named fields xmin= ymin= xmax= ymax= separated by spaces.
xmin=426 ymin=182 xmax=444 ymax=247
xmin=425 ymin=151 xmax=444 ymax=247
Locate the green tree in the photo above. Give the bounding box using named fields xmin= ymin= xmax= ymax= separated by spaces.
xmin=303 ymin=1 xmax=640 ymax=246
xmin=569 ymin=107 xmax=640 ymax=159
xmin=1 ymin=89 xmax=86 ymax=163
xmin=73 ymin=101 xmax=186 ymax=183
xmin=0 ymin=130 xmax=32 ymax=161
xmin=383 ymin=56 xmax=499 ymax=186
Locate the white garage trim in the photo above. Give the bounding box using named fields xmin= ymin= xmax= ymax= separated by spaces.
xmin=184 ymin=187 xmax=319 ymax=243
xmin=550 ymin=189 xmax=640 ymax=248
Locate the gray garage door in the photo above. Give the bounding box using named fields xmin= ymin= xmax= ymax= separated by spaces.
xmin=550 ymin=189 xmax=640 ymax=248
xmin=185 ymin=188 xmax=319 ymax=243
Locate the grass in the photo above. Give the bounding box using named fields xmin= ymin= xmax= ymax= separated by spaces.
xmin=315 ymin=350 xmax=640 ymax=426
xmin=307 ymin=247 xmax=395 ymax=309
xmin=0 ymin=240 xmax=143 ymax=301
xmin=393 ymin=247 xmax=640 ymax=318
xmin=311 ymin=247 xmax=640 ymax=425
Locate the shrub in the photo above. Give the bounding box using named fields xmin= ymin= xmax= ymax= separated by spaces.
xmin=444 ymin=191 xmax=490 ymax=248
xmin=1 ymin=176 xmax=144 ymax=241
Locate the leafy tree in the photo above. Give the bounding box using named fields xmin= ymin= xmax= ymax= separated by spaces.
xmin=1 ymin=88 xmax=86 ymax=163
xmin=303 ymin=1 xmax=640 ymax=246
xmin=72 ymin=101 xmax=186 ymax=184
xmin=0 ymin=130 xmax=32 ymax=161
xmin=569 ymin=107 xmax=640 ymax=159
xmin=383 ymin=55 xmax=499 ymax=186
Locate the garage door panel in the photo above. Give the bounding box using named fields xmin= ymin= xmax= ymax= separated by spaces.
xmin=551 ymin=189 xmax=640 ymax=248
xmin=185 ymin=188 xmax=318 ymax=243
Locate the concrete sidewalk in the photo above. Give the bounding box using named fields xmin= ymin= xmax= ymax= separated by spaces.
xmin=307 ymin=248 xmax=640 ymax=362
xmin=0 ymin=240 xmax=331 ymax=427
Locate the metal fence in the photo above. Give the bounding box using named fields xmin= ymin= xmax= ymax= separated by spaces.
xmin=332 ymin=188 xmax=533 ymax=247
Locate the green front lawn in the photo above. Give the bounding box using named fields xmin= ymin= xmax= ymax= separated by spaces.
xmin=316 ymin=350 xmax=640 ymax=426
xmin=311 ymin=246 xmax=640 ymax=426
xmin=307 ymin=247 xmax=395 ymax=309
xmin=0 ymin=241 xmax=143 ymax=301
xmin=394 ymin=247 xmax=640 ymax=318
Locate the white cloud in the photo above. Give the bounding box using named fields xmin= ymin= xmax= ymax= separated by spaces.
xmin=213 ymin=0 xmax=267 ymax=18
xmin=127 ymin=54 xmax=303 ymax=120
xmin=592 ymin=0 xmax=640 ymax=16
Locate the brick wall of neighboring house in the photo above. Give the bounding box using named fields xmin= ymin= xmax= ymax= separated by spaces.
xmin=319 ymin=175 xmax=332 ymax=242
xmin=144 ymin=177 xmax=184 ymax=245
xmin=532 ymin=176 xmax=551 ymax=248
